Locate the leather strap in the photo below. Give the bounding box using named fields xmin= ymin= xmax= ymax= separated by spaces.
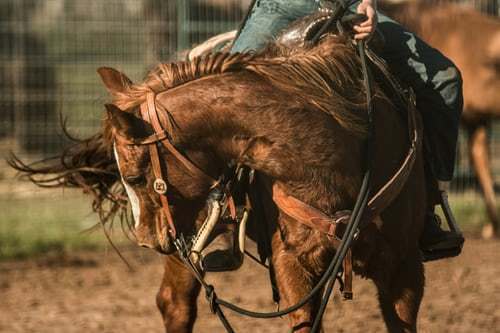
xmin=342 ymin=248 xmax=353 ymax=300
xmin=140 ymin=97 xmax=177 ymax=238
xmin=114 ymin=130 xmax=169 ymax=145
xmin=271 ymin=182 xmax=351 ymax=239
xmin=145 ymin=93 xmax=216 ymax=185
xmin=365 ymin=92 xmax=419 ymax=222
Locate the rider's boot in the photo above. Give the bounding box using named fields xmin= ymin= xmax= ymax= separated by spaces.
xmin=200 ymin=222 xmax=243 ymax=272
xmin=420 ymin=181 xmax=465 ymax=262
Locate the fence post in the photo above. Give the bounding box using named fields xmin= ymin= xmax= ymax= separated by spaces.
xmin=176 ymin=0 xmax=190 ymax=51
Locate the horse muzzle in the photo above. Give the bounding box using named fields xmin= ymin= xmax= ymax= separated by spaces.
xmin=135 ymin=217 xmax=175 ymax=254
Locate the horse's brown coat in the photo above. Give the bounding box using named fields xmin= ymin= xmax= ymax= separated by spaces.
xmin=11 ymin=36 xmax=427 ymax=332
xmin=103 ymin=36 xmax=426 ymax=332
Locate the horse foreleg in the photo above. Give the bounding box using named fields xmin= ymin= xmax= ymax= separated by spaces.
xmin=467 ymin=121 xmax=499 ymax=238
xmin=272 ymin=247 xmax=321 ymax=333
xmin=156 ymin=255 xmax=201 ymax=333
xmin=375 ymin=251 xmax=424 ymax=333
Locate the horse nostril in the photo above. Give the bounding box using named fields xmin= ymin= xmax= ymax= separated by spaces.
xmin=138 ymin=242 xmax=155 ymax=249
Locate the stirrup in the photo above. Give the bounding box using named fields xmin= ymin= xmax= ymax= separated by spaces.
xmin=201 ymin=246 xmax=244 ymax=272
xmin=200 ymin=209 xmax=249 ymax=272
xmin=422 ymin=191 xmax=465 ymax=262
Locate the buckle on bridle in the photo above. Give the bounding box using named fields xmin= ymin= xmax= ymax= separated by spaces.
xmin=154 ymin=178 xmax=168 ymax=194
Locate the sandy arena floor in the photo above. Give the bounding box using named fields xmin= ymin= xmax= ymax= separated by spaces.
xmin=1 ymin=238 xmax=499 ymax=333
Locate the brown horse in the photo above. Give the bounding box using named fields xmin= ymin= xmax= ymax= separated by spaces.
xmin=11 ymin=36 xmax=427 ymax=332
xmin=379 ymin=0 xmax=500 ymax=238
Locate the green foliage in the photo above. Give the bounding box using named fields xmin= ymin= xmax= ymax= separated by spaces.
xmin=0 ymin=192 xmax=126 ymax=260
xmin=0 ymin=190 xmax=492 ymax=260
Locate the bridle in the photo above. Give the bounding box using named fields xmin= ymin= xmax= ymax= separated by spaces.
xmin=114 ymin=91 xmax=241 ymax=263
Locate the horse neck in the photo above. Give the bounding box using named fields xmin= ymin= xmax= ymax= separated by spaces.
xmin=160 ymin=71 xmax=366 ymax=214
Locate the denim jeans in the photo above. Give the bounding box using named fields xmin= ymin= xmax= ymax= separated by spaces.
xmin=231 ymin=0 xmax=463 ymax=181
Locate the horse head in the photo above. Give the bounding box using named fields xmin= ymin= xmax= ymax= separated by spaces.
xmin=98 ymin=67 xmax=226 ymax=254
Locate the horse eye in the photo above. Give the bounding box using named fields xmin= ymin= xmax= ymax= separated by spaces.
xmin=124 ymin=175 xmax=146 ymax=186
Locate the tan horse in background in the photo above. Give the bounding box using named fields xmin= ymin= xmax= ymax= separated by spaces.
xmin=379 ymin=0 xmax=500 ymax=238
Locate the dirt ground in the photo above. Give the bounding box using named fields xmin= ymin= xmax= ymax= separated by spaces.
xmin=1 ymin=238 xmax=499 ymax=333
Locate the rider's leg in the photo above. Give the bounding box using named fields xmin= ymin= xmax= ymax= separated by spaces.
xmin=231 ymin=0 xmax=320 ymax=53
xmin=376 ymin=12 xmax=465 ymax=256
xmin=377 ymin=12 xmax=463 ymax=181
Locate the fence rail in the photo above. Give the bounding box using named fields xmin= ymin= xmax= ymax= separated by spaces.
xmin=0 ymin=0 xmax=499 ymax=195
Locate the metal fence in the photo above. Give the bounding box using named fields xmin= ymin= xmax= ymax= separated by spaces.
xmin=0 ymin=0 xmax=498 ymax=194
xmin=0 ymin=0 xmax=248 ymax=157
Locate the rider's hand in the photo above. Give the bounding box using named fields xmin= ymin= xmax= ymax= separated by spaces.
xmin=353 ymin=0 xmax=378 ymax=40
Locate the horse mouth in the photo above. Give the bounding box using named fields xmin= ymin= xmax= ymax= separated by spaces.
xmin=155 ymin=235 xmax=176 ymax=255
xmin=155 ymin=245 xmax=175 ymax=255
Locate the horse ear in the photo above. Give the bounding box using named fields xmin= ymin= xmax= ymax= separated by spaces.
xmin=106 ymin=104 xmax=140 ymax=137
xmin=97 ymin=67 xmax=133 ymax=95
xmin=106 ymin=104 xmax=153 ymax=139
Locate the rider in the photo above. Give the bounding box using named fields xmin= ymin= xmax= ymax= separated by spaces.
xmin=201 ymin=0 xmax=465 ymax=271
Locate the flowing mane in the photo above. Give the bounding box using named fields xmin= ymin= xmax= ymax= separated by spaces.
xmin=112 ymin=35 xmax=371 ymax=135
xmin=111 ymin=52 xmax=254 ymax=110
xmin=9 ymin=35 xmax=373 ymax=230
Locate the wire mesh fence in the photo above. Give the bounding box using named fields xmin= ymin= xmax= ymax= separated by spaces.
xmin=0 ymin=0 xmax=248 ymax=157
xmin=0 ymin=0 xmax=498 ymax=196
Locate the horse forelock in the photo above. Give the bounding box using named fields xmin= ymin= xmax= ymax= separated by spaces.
xmin=112 ymin=35 xmax=370 ymax=136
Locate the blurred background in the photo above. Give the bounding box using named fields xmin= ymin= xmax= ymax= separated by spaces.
xmin=0 ymin=0 xmax=251 ymax=259
xmin=1 ymin=0 xmax=497 ymax=258
xmin=0 ymin=1 xmax=499 ymax=332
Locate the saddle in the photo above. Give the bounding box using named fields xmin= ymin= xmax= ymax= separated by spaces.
xmin=275 ymin=9 xmax=385 ymax=53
